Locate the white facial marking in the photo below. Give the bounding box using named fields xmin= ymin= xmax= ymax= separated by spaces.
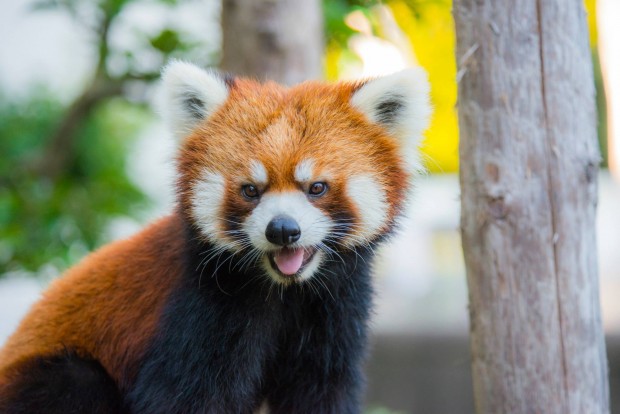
xmin=250 ymin=160 xmax=268 ymax=184
xmin=294 ymin=159 xmax=315 ymax=183
xmin=347 ymin=174 xmax=388 ymax=243
xmin=262 ymin=117 xmax=294 ymax=150
xmin=296 ymin=250 xmax=324 ymax=282
xmin=190 ymin=170 xmax=227 ymax=245
xmin=244 ymin=191 xmax=332 ymax=252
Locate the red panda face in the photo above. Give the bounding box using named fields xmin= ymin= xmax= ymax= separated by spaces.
xmin=162 ymin=62 xmax=430 ymax=284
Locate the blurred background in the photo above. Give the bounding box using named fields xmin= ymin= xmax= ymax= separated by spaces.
xmin=0 ymin=0 xmax=618 ymax=412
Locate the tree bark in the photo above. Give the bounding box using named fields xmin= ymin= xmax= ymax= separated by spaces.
xmin=454 ymin=1 xmax=609 ymax=413
xmin=220 ymin=0 xmax=323 ymax=85
xmin=33 ymin=79 xmax=123 ymax=179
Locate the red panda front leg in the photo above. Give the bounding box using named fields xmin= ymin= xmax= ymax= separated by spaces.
xmin=264 ymin=251 xmax=373 ymax=414
xmin=265 ymin=364 xmax=365 ymax=414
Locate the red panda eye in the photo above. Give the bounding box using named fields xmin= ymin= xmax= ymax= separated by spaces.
xmin=308 ymin=182 xmax=327 ymax=197
xmin=241 ymin=184 xmax=259 ymax=200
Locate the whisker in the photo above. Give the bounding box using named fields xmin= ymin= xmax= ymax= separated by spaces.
xmin=313 ymin=273 xmax=335 ymax=302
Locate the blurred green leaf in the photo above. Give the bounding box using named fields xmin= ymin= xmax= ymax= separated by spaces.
xmin=100 ymin=0 xmax=132 ymax=17
xmin=149 ymin=29 xmax=182 ymax=54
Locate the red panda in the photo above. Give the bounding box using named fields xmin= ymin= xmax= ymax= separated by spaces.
xmin=0 ymin=61 xmax=430 ymax=414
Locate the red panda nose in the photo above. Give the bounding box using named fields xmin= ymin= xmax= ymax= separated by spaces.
xmin=265 ymin=215 xmax=301 ymax=246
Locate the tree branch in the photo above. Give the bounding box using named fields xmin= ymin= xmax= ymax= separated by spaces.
xmin=31 ymin=79 xmax=123 ymax=179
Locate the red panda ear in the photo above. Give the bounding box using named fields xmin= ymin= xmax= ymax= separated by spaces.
xmin=350 ymin=67 xmax=431 ymax=148
xmin=161 ymin=60 xmax=231 ymax=142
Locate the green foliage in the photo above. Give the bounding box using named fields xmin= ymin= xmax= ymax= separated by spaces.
xmin=323 ymin=0 xmax=378 ymax=46
xmin=0 ymin=0 xmax=215 ymax=278
xmin=150 ymin=28 xmax=183 ymax=54
xmin=0 ymin=94 xmax=149 ymax=275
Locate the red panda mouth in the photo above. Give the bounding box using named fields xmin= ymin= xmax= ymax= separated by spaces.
xmin=268 ymin=247 xmax=317 ymax=277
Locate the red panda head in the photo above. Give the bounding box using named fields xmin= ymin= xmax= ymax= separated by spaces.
xmin=161 ymin=61 xmax=430 ymax=284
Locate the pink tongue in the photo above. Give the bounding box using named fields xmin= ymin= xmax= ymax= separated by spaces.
xmin=273 ymin=248 xmax=305 ymax=275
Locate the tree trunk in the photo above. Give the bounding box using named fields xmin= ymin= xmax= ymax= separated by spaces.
xmin=453 ymin=1 xmax=609 ymax=413
xmin=220 ymin=0 xmax=323 ymax=85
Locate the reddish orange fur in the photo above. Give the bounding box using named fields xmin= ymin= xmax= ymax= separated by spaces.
xmin=0 ymin=215 xmax=185 ymax=391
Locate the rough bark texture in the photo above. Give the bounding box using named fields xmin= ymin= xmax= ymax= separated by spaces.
xmin=221 ymin=0 xmax=323 ymax=85
xmin=453 ymin=1 xmax=609 ymax=413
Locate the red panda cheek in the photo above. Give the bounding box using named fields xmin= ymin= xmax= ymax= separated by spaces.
xmin=344 ymin=175 xmax=389 ymax=243
xmin=188 ymin=169 xmax=228 ymax=244
xmin=309 ymin=190 xmax=351 ymax=234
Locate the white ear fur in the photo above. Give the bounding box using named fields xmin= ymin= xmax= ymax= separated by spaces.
xmin=351 ymin=67 xmax=431 ymax=171
xmin=161 ymin=61 xmax=230 ymax=141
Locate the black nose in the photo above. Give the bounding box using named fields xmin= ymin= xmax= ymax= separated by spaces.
xmin=265 ymin=215 xmax=301 ymax=246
